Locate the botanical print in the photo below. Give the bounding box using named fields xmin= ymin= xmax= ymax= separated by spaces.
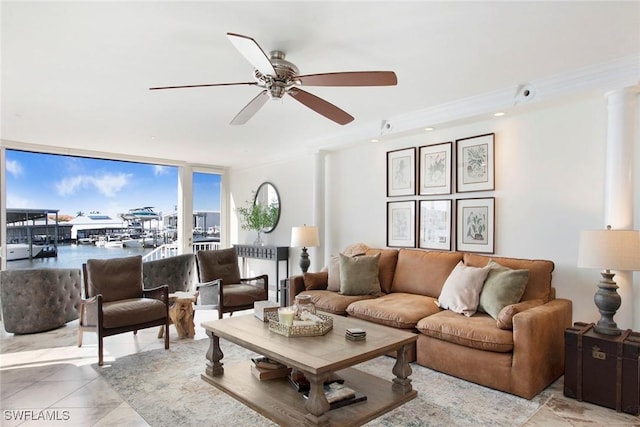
xmin=423 ymin=150 xmax=446 ymax=189
xmin=462 ymin=143 xmax=488 ymax=184
xmin=392 ymin=206 xmax=411 ymax=240
xmin=392 ymin=156 xmax=412 ymax=191
xmin=462 ymin=206 xmax=488 ymax=245
xmin=419 ymin=200 xmax=451 ymax=250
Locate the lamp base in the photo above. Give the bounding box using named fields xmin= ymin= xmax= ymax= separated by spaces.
xmin=299 ymin=247 xmax=310 ymax=273
xmin=593 ymin=271 xmax=622 ymax=336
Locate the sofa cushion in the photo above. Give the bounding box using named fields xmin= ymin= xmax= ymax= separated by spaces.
xmin=416 ymin=310 xmax=514 ymax=353
xmin=102 ymin=298 xmax=166 ymax=329
xmin=339 ymin=253 xmax=381 ymax=296
xmin=86 ymin=255 xmax=143 ymax=302
xmin=299 ymin=290 xmax=376 ymax=315
xmin=327 ymin=255 xmax=341 ymax=291
xmin=464 ymin=253 xmax=554 ymax=303
xmin=392 ymin=249 xmax=463 ymax=297
xmin=303 ymin=271 xmax=328 ymax=291
xmin=436 ymin=261 xmax=490 ymax=316
xmin=347 ymin=292 xmax=440 ymax=329
xmin=496 ymin=298 xmax=544 ymax=330
xmin=478 ymin=260 xmax=529 ymax=319
xmin=365 ymin=248 xmax=399 ymax=293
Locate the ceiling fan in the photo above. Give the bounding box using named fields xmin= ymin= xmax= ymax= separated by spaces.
xmin=149 ymin=33 xmax=397 ymax=125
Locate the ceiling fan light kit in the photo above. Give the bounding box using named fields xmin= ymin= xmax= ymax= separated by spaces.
xmin=150 ymin=32 xmax=397 ymax=125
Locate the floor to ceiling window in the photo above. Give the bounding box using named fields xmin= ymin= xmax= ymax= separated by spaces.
xmin=1 ymin=148 xmax=223 ymax=270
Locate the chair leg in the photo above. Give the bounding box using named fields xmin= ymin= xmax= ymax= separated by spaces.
xmin=164 ymin=322 xmax=170 ymax=349
xmin=77 ymin=327 xmax=83 ymax=347
xmin=98 ymin=334 xmax=104 ymax=366
xmin=218 ymin=310 xmax=223 ymax=320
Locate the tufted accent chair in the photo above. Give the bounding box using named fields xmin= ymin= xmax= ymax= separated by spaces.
xmin=142 ymin=253 xmax=196 ymax=293
xmin=0 ymin=268 xmax=82 ymax=334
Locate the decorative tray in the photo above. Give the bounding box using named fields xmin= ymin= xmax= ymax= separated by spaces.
xmin=266 ymin=312 xmax=333 ymax=337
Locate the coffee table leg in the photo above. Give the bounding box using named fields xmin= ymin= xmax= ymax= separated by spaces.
xmin=205 ymin=329 xmax=224 ymax=377
xmin=392 ymin=343 xmax=413 ymax=394
xmin=303 ymin=371 xmax=330 ymax=427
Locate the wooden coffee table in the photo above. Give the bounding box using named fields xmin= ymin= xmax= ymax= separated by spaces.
xmin=201 ymin=313 xmax=417 ymax=427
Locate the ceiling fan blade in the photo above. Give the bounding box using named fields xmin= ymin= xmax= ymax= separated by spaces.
xmin=288 ymin=87 xmax=354 ymax=125
xmin=149 ymin=82 xmax=257 ymax=90
xmin=227 ymin=33 xmax=276 ymax=77
xmin=230 ymin=90 xmax=269 ymax=125
xmin=296 ymin=71 xmax=397 ymax=87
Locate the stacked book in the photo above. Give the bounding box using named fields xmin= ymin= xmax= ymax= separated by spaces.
xmin=250 ymin=356 xmax=291 ymax=380
xmin=303 ymin=382 xmax=367 ymax=410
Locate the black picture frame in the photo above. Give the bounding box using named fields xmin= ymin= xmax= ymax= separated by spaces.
xmin=387 ymin=147 xmax=416 ymax=197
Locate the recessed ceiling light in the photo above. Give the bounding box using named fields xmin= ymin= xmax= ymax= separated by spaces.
xmin=424 ymin=127 xmax=434 ymax=131
xmin=494 ymin=112 xmax=505 ymax=117
xmin=370 ymin=139 xmax=380 ymax=143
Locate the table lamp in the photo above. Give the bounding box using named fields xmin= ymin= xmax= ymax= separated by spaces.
xmin=290 ymin=225 xmax=320 ymax=273
xmin=577 ymin=226 xmax=640 ymax=335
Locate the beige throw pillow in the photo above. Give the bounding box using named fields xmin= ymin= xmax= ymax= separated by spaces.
xmin=327 ymin=255 xmax=341 ymax=291
xmin=435 ymin=261 xmax=491 ymax=316
xmin=339 ymin=253 xmax=381 ymax=296
xmin=478 ymin=260 xmax=529 ymax=319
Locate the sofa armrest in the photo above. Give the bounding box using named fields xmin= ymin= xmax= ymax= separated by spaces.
xmin=288 ymin=275 xmax=306 ymax=304
xmin=510 ymin=298 xmax=572 ymax=398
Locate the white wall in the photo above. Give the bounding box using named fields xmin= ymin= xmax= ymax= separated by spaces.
xmin=229 ymin=155 xmax=317 ymax=286
xmin=231 ymin=93 xmax=639 ymax=329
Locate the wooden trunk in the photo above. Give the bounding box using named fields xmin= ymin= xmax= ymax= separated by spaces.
xmin=564 ymin=322 xmax=640 ymax=415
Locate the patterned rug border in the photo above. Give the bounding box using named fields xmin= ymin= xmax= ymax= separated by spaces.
xmin=93 ymin=337 xmax=560 ymax=427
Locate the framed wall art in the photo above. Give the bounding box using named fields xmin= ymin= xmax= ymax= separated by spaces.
xmin=387 ymin=200 xmax=416 ymax=248
xmin=419 ymin=142 xmax=452 ymax=195
xmin=456 ymin=197 xmax=495 ymax=253
xmin=419 ymin=199 xmax=453 ymax=251
xmin=387 ymin=147 xmax=416 ymax=197
xmin=456 ymin=133 xmax=495 ymax=193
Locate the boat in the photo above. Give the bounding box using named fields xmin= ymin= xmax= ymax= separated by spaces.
xmin=122 ymin=238 xmax=143 ymax=248
xmin=104 ymin=241 xmax=124 ymax=248
xmin=120 ymin=207 xmax=161 ymax=222
xmin=6 ymin=243 xmax=44 ymax=261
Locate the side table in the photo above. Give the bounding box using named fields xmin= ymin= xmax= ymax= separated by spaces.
xmin=158 ymin=291 xmax=199 ymax=339
xmin=564 ymin=322 xmax=640 ymax=415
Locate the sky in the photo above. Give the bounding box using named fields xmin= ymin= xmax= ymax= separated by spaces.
xmin=5 ymin=150 xmax=221 ymax=220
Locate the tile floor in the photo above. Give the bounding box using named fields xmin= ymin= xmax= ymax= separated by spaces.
xmin=0 ymin=308 xmax=221 ymax=427
xmin=2 ymin=308 xmax=638 ymax=426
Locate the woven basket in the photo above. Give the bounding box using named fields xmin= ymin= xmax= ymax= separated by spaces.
xmin=266 ymin=312 xmax=333 ymax=337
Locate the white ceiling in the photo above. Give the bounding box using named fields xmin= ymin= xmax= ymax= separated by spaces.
xmin=2 ymin=1 xmax=639 ymax=169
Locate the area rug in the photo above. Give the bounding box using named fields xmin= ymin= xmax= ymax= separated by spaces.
xmin=93 ymin=338 xmax=554 ymax=427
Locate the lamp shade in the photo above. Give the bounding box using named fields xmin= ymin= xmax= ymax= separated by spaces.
xmin=291 ymin=226 xmax=320 ymax=248
xmin=577 ymin=229 xmax=640 ymax=271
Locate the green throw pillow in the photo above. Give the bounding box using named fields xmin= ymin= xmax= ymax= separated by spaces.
xmin=478 ymin=260 xmax=529 ymax=319
xmin=339 ymin=253 xmax=381 ymax=296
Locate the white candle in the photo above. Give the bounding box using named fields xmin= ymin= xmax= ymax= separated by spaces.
xmin=278 ymin=307 xmax=295 ymax=326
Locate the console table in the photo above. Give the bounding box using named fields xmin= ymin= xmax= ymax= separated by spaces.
xmin=234 ymin=245 xmax=289 ymax=303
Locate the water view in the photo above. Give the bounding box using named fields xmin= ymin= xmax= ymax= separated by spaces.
xmin=6 ymin=244 xmax=154 ymax=270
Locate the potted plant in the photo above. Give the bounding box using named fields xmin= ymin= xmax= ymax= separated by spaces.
xmin=236 ymin=192 xmax=279 ymax=246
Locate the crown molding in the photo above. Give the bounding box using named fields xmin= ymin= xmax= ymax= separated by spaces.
xmin=312 ymin=55 xmax=640 ymax=151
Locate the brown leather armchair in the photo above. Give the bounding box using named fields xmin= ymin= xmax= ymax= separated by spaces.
xmin=195 ymin=248 xmax=268 ymax=319
xmin=78 ymin=255 xmax=170 ymax=365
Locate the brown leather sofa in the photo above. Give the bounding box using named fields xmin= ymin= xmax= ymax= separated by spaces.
xmin=289 ymin=247 xmax=572 ymax=399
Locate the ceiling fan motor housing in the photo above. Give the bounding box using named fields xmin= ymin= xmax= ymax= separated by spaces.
xmin=254 ymin=50 xmax=299 ymax=99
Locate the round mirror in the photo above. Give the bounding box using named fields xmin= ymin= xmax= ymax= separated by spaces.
xmin=254 ymin=182 xmax=280 ymax=233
